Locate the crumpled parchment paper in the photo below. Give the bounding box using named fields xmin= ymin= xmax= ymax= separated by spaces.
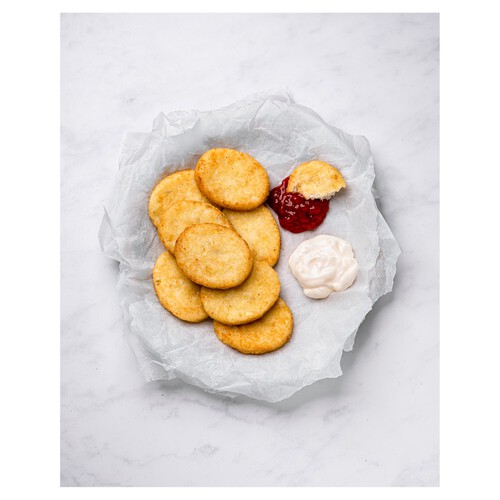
xmin=99 ymin=90 xmax=401 ymax=402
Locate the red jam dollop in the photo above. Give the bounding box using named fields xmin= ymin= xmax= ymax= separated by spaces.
xmin=267 ymin=177 xmax=330 ymax=233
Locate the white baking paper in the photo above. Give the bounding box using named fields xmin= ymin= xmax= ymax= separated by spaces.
xmin=99 ymin=90 xmax=400 ymax=402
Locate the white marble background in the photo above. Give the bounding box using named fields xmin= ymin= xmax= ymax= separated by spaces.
xmin=61 ymin=13 xmax=439 ymax=486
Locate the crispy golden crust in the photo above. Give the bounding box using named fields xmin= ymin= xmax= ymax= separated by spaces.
xmin=158 ymin=201 xmax=232 ymax=254
xmin=152 ymin=252 xmax=208 ymax=323
xmin=200 ymin=261 xmax=280 ymax=325
xmin=223 ymin=206 xmax=281 ymax=267
xmin=149 ymin=170 xmax=210 ymax=227
xmin=213 ymin=298 xmax=293 ymax=354
xmin=195 ymin=148 xmax=270 ymax=210
xmin=287 ymin=160 xmax=346 ymax=200
xmin=174 ymin=223 xmax=253 ymax=289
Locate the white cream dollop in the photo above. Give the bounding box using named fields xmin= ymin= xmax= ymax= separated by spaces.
xmin=288 ymin=235 xmax=359 ymax=299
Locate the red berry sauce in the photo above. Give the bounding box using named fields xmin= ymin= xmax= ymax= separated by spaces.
xmin=267 ymin=177 xmax=330 ymax=233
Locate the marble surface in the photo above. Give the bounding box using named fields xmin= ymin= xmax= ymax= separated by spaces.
xmin=60 ymin=13 xmax=439 ymax=487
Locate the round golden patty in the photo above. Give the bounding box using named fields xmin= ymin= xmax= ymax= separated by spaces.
xmin=152 ymin=251 xmax=208 ymax=323
xmin=200 ymin=261 xmax=280 ymax=325
xmin=175 ymin=223 xmax=253 ymax=289
xmin=287 ymin=160 xmax=346 ymax=200
xmin=195 ymin=148 xmax=270 ymax=210
xmin=149 ymin=169 xmax=210 ymax=227
xmin=158 ymin=200 xmax=232 ymax=254
xmin=223 ymin=205 xmax=281 ymax=266
xmin=213 ymin=298 xmax=293 ymax=354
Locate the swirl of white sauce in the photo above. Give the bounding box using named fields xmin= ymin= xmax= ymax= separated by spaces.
xmin=288 ymin=235 xmax=359 ymax=299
